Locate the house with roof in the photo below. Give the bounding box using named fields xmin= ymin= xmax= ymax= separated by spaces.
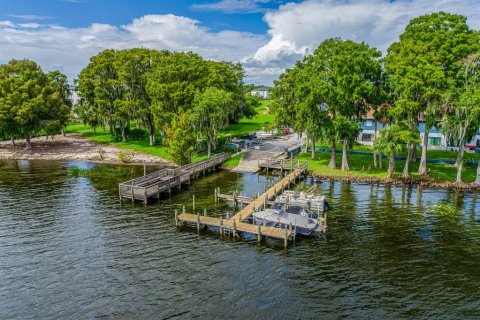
xmin=251 ymin=86 xmax=270 ymax=99
xmin=356 ymin=111 xmax=480 ymax=151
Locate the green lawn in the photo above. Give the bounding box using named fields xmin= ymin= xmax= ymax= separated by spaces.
xmin=317 ymin=143 xmax=480 ymax=162
xmin=67 ymin=100 xmax=275 ymax=162
xmin=222 ymin=152 xmax=243 ymax=168
xmin=298 ymin=151 xmax=478 ymax=183
xmin=219 ymin=99 xmax=275 ymax=137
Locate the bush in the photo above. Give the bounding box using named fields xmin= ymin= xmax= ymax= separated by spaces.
xmin=129 ymin=128 xmax=148 ymax=141
xmin=118 ymin=150 xmax=135 ymax=163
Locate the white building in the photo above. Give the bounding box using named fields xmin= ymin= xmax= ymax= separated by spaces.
xmin=251 ymin=86 xmax=270 ymax=99
xmin=356 ymin=111 xmax=480 ymax=152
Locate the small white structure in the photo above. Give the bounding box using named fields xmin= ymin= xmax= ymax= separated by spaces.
xmin=251 ymin=86 xmax=270 ymax=99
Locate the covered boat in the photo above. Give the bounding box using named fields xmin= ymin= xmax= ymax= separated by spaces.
xmin=253 ymin=209 xmax=321 ymax=236
xmin=274 ymin=190 xmax=331 ymax=212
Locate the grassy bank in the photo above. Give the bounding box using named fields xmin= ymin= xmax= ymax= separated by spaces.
xmin=221 ymin=152 xmax=243 ymax=168
xmin=298 ymin=151 xmax=478 ymax=184
xmin=68 ymin=166 xmax=133 ymax=177
xmin=67 ymin=100 xmax=274 ymax=163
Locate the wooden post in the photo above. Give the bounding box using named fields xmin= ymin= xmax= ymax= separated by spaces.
xmin=144 ymin=188 xmax=147 ymax=205
xmin=193 ymin=195 xmax=196 ymax=213
xmin=220 ymin=218 xmax=224 ymax=236
xmin=175 ymin=210 xmax=179 ymax=227
xmin=257 ymin=224 xmax=262 ymax=242
xmin=284 ymin=225 xmax=288 ymax=249
xmin=324 ymin=211 xmax=327 ymax=231
xmin=196 ymin=212 xmax=201 ymax=232
xmin=204 ymin=208 xmax=207 ymax=216
xmin=168 ymin=179 xmax=171 ymax=197
xmin=183 ymin=205 xmax=186 ymax=214
xmin=131 ymin=183 xmax=134 ymax=205
xmin=143 ymin=160 xmax=146 ymax=176
xmin=290 ymin=156 xmax=293 ymax=170
xmin=119 ymin=185 xmax=123 ymax=201
xmin=214 ymin=188 xmax=218 ymax=204
xmin=263 ymin=196 xmax=267 ymax=210
xmin=233 ymin=219 xmax=237 ymax=238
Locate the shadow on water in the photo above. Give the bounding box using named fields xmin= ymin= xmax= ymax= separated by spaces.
xmin=0 ymin=160 xmax=479 ymax=318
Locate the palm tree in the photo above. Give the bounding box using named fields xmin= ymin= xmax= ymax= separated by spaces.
xmin=374 ymin=123 xmax=412 ymax=180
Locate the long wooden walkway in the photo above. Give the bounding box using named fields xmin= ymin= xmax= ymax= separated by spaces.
xmin=177 ymin=168 xmax=306 ymax=247
xmin=119 ymin=153 xmax=231 ymax=204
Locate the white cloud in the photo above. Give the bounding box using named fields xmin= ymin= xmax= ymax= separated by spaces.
xmin=0 ymin=14 xmax=267 ymax=83
xmin=2 ymin=1 xmax=480 ymax=86
xmin=7 ymin=14 xmax=51 ymax=20
xmin=246 ymin=0 xmax=480 ymax=83
xmin=191 ymin=0 xmax=272 ymax=14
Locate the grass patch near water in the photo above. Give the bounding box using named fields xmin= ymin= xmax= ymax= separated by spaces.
xmin=68 ymin=166 xmax=133 ymax=177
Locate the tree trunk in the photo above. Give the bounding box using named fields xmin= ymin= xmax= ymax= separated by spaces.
xmin=304 ymin=137 xmax=309 ymax=154
xmin=403 ymin=145 xmax=411 ymax=178
xmin=379 ymin=154 xmax=382 ymax=169
xmin=341 ymin=139 xmax=349 ymax=171
xmin=475 ymin=160 xmax=480 ymax=185
xmin=25 ymin=135 xmax=32 ymax=150
xmin=418 ymin=131 xmax=428 ymax=175
xmin=373 ymin=121 xmax=378 ymax=168
xmin=62 ymin=127 xmax=66 ymax=137
xmin=387 ymin=154 xmax=395 ymax=180
xmin=311 ymin=135 xmax=316 ymax=159
xmin=410 ymin=143 xmax=417 ymax=162
xmin=148 ymin=116 xmax=155 ymax=146
xmin=120 ymin=121 xmax=127 ymax=142
xmin=10 ymin=135 xmax=15 ymax=147
xmin=328 ymin=140 xmax=336 ymax=168
xmin=207 ymin=140 xmax=211 ymax=158
xmin=456 ymin=143 xmax=465 ymax=184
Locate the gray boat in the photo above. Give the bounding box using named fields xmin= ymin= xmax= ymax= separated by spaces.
xmin=253 ymin=209 xmax=322 ymax=236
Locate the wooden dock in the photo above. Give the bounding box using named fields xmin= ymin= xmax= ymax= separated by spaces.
xmin=177 ymin=168 xmax=307 ymax=248
xmin=118 ymin=153 xmax=231 ymax=204
xmin=258 ymin=157 xmax=308 ymax=173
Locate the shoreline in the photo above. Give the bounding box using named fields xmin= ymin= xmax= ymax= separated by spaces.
xmin=311 ymin=172 xmax=480 ymax=192
xmin=0 ymin=134 xmax=172 ymax=166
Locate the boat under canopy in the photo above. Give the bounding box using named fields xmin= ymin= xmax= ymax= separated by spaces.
xmin=253 ymin=209 xmax=323 ymax=236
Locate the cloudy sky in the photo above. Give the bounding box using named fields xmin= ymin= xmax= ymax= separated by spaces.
xmin=1 ymin=0 xmax=480 ymax=85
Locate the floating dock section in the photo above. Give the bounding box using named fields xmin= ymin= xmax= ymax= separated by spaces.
xmin=118 ymin=153 xmax=231 ymax=204
xmin=176 ymin=168 xmax=307 ymax=248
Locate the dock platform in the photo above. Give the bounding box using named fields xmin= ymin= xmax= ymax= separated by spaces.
xmin=177 ymin=168 xmax=306 ymax=247
xmin=119 ymin=153 xmax=231 ymax=204
xmin=258 ymin=157 xmax=308 ymax=173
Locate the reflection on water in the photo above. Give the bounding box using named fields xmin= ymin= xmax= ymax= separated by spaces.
xmin=0 ymin=160 xmax=479 ymax=318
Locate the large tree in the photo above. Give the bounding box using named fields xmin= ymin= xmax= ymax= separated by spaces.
xmin=191 ymin=87 xmax=232 ymax=157
xmin=385 ymin=12 xmax=480 ymax=175
xmin=311 ymin=38 xmax=382 ymax=169
xmin=0 ymin=59 xmax=71 ymax=149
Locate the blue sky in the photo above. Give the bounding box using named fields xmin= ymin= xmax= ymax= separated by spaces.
xmin=1 ymin=0 xmax=298 ymax=33
xmin=1 ymin=0 xmax=480 ymax=84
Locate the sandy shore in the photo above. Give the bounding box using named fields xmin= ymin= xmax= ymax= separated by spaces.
xmin=0 ymin=134 xmax=171 ymax=165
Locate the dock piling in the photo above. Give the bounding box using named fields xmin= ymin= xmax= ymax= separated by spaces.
xmin=175 ymin=209 xmax=179 ymax=227
xmin=196 ymin=212 xmax=201 ymax=232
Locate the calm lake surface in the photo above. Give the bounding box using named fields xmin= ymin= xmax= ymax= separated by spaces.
xmin=0 ymin=160 xmax=479 ymax=319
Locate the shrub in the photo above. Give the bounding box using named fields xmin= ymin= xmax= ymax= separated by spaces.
xmin=118 ymin=150 xmax=135 ymax=163
xmin=129 ymin=128 xmax=148 ymax=141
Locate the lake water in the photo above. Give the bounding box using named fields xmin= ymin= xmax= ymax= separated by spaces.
xmin=0 ymin=160 xmax=479 ymax=319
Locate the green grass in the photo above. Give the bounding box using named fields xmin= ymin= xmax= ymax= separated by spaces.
xmin=68 ymin=166 xmax=133 ymax=177
xmin=220 ymin=99 xmax=275 ymax=137
xmin=312 ymin=143 xmax=480 ymax=163
xmin=298 ymin=151 xmax=478 ymax=183
xmin=67 ymin=101 xmax=275 ymax=162
xmin=222 ymin=152 xmax=243 ymax=167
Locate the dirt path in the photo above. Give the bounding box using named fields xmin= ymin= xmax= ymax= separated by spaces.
xmin=0 ymin=134 xmax=170 ymax=165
